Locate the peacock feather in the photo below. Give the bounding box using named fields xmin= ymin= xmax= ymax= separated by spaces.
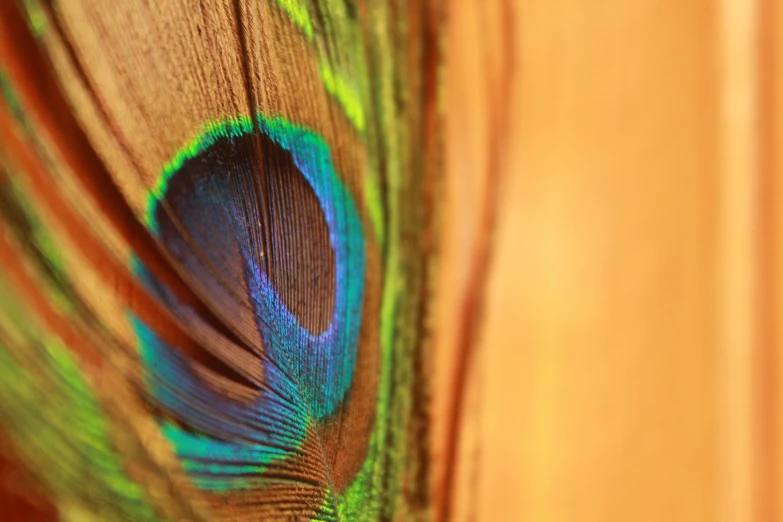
xmin=0 ymin=0 xmax=442 ymax=519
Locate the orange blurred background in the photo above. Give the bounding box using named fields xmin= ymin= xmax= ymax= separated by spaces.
xmin=436 ymin=0 xmax=782 ymax=520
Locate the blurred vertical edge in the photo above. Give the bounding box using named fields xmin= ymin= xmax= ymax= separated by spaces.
xmin=710 ymin=0 xmax=780 ymax=517
xmin=439 ymin=0 xmax=783 ymax=521
xmin=435 ymin=0 xmax=515 ymax=520
xmin=755 ymin=0 xmax=779 ymax=519
xmin=767 ymin=0 xmax=783 ymax=519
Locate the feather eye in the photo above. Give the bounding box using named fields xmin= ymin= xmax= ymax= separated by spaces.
xmin=133 ymin=116 xmax=368 ymax=517
xmin=0 ymin=0 xmax=441 ymax=520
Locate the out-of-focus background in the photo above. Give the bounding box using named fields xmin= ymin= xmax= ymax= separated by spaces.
xmin=436 ymin=0 xmax=782 ymax=520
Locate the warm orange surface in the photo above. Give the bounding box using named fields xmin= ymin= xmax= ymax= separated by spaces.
xmin=477 ymin=0 xmax=718 ymax=515
xmin=438 ymin=0 xmax=780 ymax=520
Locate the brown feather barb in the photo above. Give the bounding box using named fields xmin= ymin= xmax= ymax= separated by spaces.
xmin=0 ymin=0 xmax=444 ymax=520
